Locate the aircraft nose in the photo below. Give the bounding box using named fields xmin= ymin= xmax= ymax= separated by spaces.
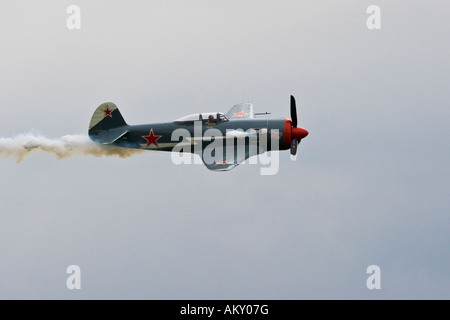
xmin=292 ymin=127 xmax=309 ymax=140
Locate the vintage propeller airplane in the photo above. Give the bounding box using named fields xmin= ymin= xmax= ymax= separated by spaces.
xmin=88 ymin=95 xmax=308 ymax=171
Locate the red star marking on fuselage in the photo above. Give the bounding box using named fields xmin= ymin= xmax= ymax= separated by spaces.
xmin=233 ymin=111 xmax=246 ymax=118
xmin=103 ymin=105 xmax=113 ymax=118
xmin=142 ymin=129 xmax=162 ymax=147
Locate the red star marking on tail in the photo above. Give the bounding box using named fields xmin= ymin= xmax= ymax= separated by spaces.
xmin=103 ymin=105 xmax=113 ymax=118
xmin=142 ymin=129 xmax=162 ymax=147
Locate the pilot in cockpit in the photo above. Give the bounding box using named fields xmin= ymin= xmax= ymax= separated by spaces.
xmin=207 ymin=114 xmax=215 ymax=124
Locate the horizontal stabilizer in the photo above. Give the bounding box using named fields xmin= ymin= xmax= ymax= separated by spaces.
xmin=91 ymin=127 xmax=128 ymax=144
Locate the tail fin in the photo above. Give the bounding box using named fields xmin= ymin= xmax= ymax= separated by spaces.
xmin=88 ymin=102 xmax=129 ymax=144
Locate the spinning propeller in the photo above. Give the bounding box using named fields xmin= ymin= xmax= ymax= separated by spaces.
xmin=289 ymin=95 xmax=308 ymax=161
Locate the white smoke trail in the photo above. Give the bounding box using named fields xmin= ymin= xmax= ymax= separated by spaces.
xmin=0 ymin=133 xmax=144 ymax=162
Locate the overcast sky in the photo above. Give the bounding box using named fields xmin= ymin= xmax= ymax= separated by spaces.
xmin=0 ymin=0 xmax=449 ymax=299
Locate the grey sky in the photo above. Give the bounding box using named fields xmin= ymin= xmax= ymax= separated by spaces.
xmin=0 ymin=0 xmax=449 ymax=299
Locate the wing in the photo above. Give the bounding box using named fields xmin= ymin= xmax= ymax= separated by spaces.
xmin=202 ymin=161 xmax=240 ymax=172
xmin=199 ymin=137 xmax=265 ymax=172
xmin=201 ymin=150 xmax=250 ymax=172
xmin=225 ymin=102 xmax=255 ymax=120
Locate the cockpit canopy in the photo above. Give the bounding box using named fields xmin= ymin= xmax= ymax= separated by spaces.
xmin=173 ymin=112 xmax=229 ymax=124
